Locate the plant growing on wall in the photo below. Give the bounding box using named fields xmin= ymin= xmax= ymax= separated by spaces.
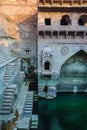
xmin=1 ymin=109 xmax=19 ymax=130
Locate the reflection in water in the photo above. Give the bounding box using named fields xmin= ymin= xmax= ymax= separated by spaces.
xmin=39 ymin=94 xmax=87 ymax=130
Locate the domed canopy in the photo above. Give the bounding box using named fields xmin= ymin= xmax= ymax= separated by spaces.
xmin=42 ymin=46 xmax=53 ymax=57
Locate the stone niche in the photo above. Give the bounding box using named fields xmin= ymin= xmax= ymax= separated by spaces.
xmin=41 ymin=46 xmax=53 ymax=76
xmin=59 ymin=50 xmax=87 ymax=91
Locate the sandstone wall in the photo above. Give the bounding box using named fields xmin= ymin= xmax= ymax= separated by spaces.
xmin=0 ymin=0 xmax=37 ymax=66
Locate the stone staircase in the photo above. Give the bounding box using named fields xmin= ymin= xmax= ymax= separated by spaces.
xmin=30 ymin=115 xmax=38 ymax=129
xmin=3 ymin=63 xmax=14 ymax=84
xmin=0 ymin=54 xmax=12 ymax=64
xmin=0 ymin=85 xmax=16 ymax=115
xmin=23 ymin=91 xmax=34 ymax=117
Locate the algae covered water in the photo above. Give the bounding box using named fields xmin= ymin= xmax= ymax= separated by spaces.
xmin=39 ymin=93 xmax=87 ymax=130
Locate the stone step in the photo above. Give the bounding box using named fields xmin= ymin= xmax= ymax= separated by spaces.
xmin=1 ymin=106 xmax=11 ymax=110
xmin=4 ymin=76 xmax=11 ymax=79
xmin=4 ymin=80 xmax=11 ymax=83
xmin=24 ymin=107 xmax=32 ymax=110
xmin=6 ymin=71 xmax=13 ymax=73
xmin=0 ymin=85 xmax=15 ymax=115
xmin=5 ymin=68 xmax=13 ymax=70
xmin=4 ymin=75 xmax=12 ymax=78
xmin=4 ymin=82 xmax=9 ymax=84
xmin=2 ymin=103 xmax=12 ymax=107
xmin=26 ymin=94 xmax=33 ymax=96
xmin=0 ymin=110 xmax=10 ymax=115
xmin=26 ymin=100 xmax=33 ymax=103
xmin=23 ymin=92 xmax=33 ymax=117
xmin=24 ymin=105 xmax=32 ymax=107
xmin=4 ymin=79 xmax=11 ymax=82
xmin=6 ymin=89 xmax=14 ymax=92
xmin=6 ymin=66 xmax=13 ymax=68
xmin=26 ymin=97 xmax=33 ymax=100
xmin=3 ymin=64 xmax=14 ymax=83
xmin=4 ymin=73 xmax=13 ymax=76
xmin=6 ymin=87 xmax=15 ymax=89
xmin=3 ymin=96 xmax=13 ymax=101
xmin=4 ymin=95 xmax=13 ymax=97
xmin=3 ymin=99 xmax=12 ymax=103
xmin=24 ymin=111 xmax=32 ymax=114
xmin=25 ymin=102 xmax=33 ymax=105
xmin=5 ymin=93 xmax=13 ymax=95
xmin=4 ymin=78 xmax=12 ymax=80
xmin=4 ymin=97 xmax=12 ymax=100
xmin=5 ymin=91 xmax=14 ymax=94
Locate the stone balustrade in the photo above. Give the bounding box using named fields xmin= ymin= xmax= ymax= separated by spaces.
xmin=38 ymin=24 xmax=87 ymax=38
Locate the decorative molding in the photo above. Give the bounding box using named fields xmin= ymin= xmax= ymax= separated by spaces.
xmin=61 ymin=46 xmax=69 ymax=55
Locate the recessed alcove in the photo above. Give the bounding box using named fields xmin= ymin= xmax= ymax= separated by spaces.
xmin=59 ymin=50 xmax=87 ymax=91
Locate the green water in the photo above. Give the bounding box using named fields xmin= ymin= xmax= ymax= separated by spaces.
xmin=39 ymin=93 xmax=87 ymax=130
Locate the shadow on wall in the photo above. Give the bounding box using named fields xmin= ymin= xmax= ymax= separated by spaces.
xmin=18 ymin=13 xmax=37 ymax=41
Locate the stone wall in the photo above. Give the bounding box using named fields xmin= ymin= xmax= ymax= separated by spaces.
xmin=0 ymin=0 xmax=38 ymax=67
xmin=38 ymin=38 xmax=87 ymax=78
xmin=38 ymin=12 xmax=87 ymax=26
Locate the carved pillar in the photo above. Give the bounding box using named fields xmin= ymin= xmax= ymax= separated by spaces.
xmin=71 ymin=0 xmax=74 ymax=5
xmin=80 ymin=0 xmax=83 ymax=5
xmin=74 ymin=31 xmax=77 ymax=38
xmin=83 ymin=32 xmax=86 ymax=38
xmin=43 ymin=0 xmax=45 ymax=4
xmin=61 ymin=0 xmax=63 ymax=5
xmin=38 ymin=0 xmax=40 ymax=4
xmin=51 ymin=0 xmax=53 ymax=5
xmin=65 ymin=31 xmax=68 ymax=39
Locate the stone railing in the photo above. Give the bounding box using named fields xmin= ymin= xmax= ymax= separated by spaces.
xmin=38 ymin=24 xmax=87 ymax=32
xmin=0 ymin=57 xmax=17 ymax=68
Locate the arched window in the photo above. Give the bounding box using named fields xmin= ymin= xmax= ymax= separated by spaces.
xmin=61 ymin=15 xmax=71 ymax=25
xmin=78 ymin=15 xmax=87 ymax=25
xmin=44 ymin=61 xmax=50 ymax=70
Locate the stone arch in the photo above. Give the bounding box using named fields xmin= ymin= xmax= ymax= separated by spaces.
xmin=78 ymin=15 xmax=87 ymax=25
xmin=60 ymin=15 xmax=71 ymax=25
xmin=59 ymin=50 xmax=87 ymax=91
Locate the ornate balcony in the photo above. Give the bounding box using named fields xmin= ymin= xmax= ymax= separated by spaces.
xmin=38 ymin=24 xmax=87 ymax=38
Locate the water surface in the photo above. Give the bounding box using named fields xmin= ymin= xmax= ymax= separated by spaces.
xmin=39 ymin=93 xmax=87 ymax=130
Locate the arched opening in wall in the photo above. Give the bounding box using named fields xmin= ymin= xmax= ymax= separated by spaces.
xmin=45 ymin=31 xmax=51 ymax=38
xmin=60 ymin=15 xmax=71 ymax=25
xmin=54 ymin=0 xmax=60 ymax=4
xmin=59 ymin=50 xmax=87 ymax=91
xmin=45 ymin=0 xmax=51 ymax=4
xmin=39 ymin=31 xmax=44 ymax=38
xmin=44 ymin=61 xmax=50 ymax=70
xmin=53 ymin=31 xmax=58 ymax=38
xmin=78 ymin=15 xmax=87 ymax=26
xmin=39 ymin=0 xmax=44 ymax=4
